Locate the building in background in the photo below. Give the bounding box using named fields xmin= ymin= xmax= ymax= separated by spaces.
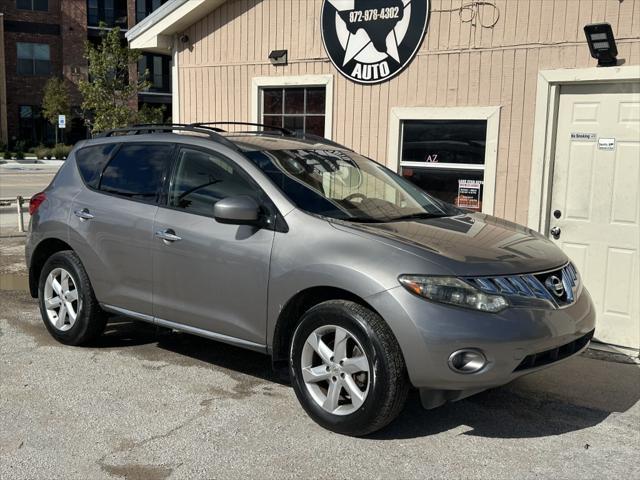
xmin=128 ymin=0 xmax=640 ymax=352
xmin=0 ymin=0 xmax=171 ymax=147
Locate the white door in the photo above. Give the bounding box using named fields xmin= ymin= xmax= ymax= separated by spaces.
xmin=550 ymin=82 xmax=640 ymax=349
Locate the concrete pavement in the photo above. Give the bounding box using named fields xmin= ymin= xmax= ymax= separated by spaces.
xmin=1 ymin=231 xmax=639 ymax=480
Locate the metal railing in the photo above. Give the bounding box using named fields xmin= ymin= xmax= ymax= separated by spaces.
xmin=0 ymin=196 xmax=30 ymax=233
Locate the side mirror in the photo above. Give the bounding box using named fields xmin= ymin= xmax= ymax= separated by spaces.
xmin=213 ymin=195 xmax=261 ymax=225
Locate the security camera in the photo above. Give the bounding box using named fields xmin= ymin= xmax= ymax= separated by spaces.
xmin=179 ymin=34 xmax=190 ymax=44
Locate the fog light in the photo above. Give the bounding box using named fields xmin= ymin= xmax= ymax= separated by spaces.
xmin=448 ymin=349 xmax=486 ymax=374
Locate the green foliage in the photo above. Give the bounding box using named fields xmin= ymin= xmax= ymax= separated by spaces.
xmin=34 ymin=145 xmax=52 ymax=159
xmin=15 ymin=141 xmax=26 ymax=160
xmin=79 ymin=26 xmax=158 ymax=133
xmin=137 ymin=104 xmax=166 ymax=125
xmin=51 ymin=144 xmax=73 ymax=159
xmin=42 ymin=77 xmax=71 ymax=126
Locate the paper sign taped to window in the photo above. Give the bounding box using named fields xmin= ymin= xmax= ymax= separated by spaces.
xmin=457 ymin=179 xmax=482 ymax=210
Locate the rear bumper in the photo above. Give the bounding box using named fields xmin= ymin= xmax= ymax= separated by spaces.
xmin=366 ymin=285 xmax=597 ymax=403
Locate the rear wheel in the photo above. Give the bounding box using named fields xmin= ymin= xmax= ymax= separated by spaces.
xmin=38 ymin=250 xmax=107 ymax=345
xmin=289 ymin=300 xmax=409 ymax=436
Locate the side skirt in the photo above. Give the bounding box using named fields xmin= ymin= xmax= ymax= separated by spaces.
xmin=101 ymin=303 xmax=268 ymax=354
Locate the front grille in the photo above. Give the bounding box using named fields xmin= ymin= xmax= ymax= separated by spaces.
xmin=465 ymin=262 xmax=580 ymax=308
xmin=513 ymin=330 xmax=595 ymax=372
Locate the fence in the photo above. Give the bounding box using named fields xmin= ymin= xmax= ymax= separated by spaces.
xmin=0 ymin=196 xmax=30 ymax=233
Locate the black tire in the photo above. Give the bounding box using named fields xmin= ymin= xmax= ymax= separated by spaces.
xmin=289 ymin=300 xmax=409 ymax=436
xmin=38 ymin=250 xmax=107 ymax=346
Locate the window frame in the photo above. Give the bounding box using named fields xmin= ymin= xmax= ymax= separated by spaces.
xmin=16 ymin=42 xmax=51 ymax=76
xmin=76 ymin=142 xmax=176 ymax=206
xmin=16 ymin=0 xmax=48 ymax=11
xmin=388 ymin=106 xmax=501 ymax=215
xmin=160 ymin=144 xmax=275 ymax=223
xmin=251 ymin=75 xmax=334 ymax=140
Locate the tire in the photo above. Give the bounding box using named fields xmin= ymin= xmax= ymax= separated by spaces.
xmin=38 ymin=250 xmax=107 ymax=346
xmin=289 ymin=300 xmax=409 ymax=436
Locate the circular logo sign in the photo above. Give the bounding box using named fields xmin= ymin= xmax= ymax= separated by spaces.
xmin=321 ymin=0 xmax=430 ymax=84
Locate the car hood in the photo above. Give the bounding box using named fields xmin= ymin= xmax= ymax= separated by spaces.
xmin=332 ymin=212 xmax=568 ymax=276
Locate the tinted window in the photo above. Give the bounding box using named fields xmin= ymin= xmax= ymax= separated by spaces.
xmin=169 ymin=148 xmax=258 ymax=217
xmin=76 ymin=144 xmax=116 ymax=188
xmin=100 ymin=144 xmax=172 ymax=202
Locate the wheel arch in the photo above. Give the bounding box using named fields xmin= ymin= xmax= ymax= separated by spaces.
xmin=28 ymin=238 xmax=75 ymax=298
xmin=270 ymin=286 xmax=383 ymax=367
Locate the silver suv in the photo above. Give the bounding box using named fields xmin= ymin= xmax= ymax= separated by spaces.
xmin=26 ymin=123 xmax=596 ymax=436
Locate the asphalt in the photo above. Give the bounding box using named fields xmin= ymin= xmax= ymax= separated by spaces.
xmin=1 ymin=227 xmax=639 ymax=480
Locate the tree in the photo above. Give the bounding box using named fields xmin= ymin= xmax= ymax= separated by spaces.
xmin=42 ymin=77 xmax=70 ymax=144
xmin=79 ymin=26 xmax=163 ymax=132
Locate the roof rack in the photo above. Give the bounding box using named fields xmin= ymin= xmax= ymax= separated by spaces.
xmin=190 ymin=121 xmax=352 ymax=151
xmin=95 ymin=123 xmax=239 ymax=150
xmin=191 ymin=121 xmax=294 ymax=135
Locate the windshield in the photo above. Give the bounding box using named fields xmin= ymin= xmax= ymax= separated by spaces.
xmin=246 ymin=149 xmax=460 ymax=222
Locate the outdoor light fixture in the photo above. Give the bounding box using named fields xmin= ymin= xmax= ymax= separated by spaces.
xmin=584 ymin=23 xmax=618 ymax=67
xmin=269 ymin=50 xmax=288 ymax=66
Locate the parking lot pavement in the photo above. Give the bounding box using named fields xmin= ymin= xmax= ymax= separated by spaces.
xmin=0 ymin=290 xmax=638 ymax=480
xmin=0 ymin=164 xmax=60 ymax=235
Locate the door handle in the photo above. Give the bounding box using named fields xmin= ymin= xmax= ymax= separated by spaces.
xmin=550 ymin=226 xmax=561 ymax=239
xmin=155 ymin=229 xmax=182 ymax=243
xmin=74 ymin=208 xmax=94 ymax=221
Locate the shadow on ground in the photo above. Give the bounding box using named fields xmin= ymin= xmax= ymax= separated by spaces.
xmin=91 ymin=317 xmax=640 ymax=441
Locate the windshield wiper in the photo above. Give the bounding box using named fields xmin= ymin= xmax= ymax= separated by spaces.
xmin=388 ymin=212 xmax=449 ymax=222
xmin=342 ymin=216 xmax=386 ymax=223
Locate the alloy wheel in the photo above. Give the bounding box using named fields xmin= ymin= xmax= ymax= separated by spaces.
xmin=43 ymin=268 xmax=80 ymax=332
xmin=300 ymin=325 xmax=371 ymax=416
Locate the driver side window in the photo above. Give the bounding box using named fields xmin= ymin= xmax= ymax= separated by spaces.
xmin=169 ymin=148 xmax=257 ymax=217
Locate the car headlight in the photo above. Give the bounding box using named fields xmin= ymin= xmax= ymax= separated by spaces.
xmin=398 ymin=275 xmax=509 ymax=313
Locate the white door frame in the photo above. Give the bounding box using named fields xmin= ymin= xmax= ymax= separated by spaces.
xmin=387 ymin=106 xmax=501 ymax=215
xmin=527 ymin=66 xmax=640 ymax=234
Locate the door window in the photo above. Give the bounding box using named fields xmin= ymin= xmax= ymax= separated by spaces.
xmin=261 ymin=87 xmax=326 ymax=136
xmin=168 ymin=148 xmax=258 ymax=217
xmin=400 ymin=120 xmax=487 ymax=211
xmin=99 ymin=144 xmax=172 ymax=202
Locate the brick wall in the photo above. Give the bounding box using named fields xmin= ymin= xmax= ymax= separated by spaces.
xmin=60 ymin=0 xmax=88 ymax=106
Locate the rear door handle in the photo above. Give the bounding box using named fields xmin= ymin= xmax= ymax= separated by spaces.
xmin=74 ymin=208 xmax=94 ymax=221
xmin=155 ymin=229 xmax=182 ymax=243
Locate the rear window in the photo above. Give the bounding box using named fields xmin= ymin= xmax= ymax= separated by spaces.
xmin=99 ymin=144 xmax=173 ymax=202
xmin=75 ymin=144 xmax=116 ymax=188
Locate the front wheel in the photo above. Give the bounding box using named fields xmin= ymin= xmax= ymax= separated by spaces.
xmin=289 ymin=300 xmax=409 ymax=436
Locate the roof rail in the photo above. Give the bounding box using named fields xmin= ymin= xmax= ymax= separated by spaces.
xmin=191 ymin=121 xmax=352 ymax=151
xmin=191 ymin=121 xmax=294 ymax=135
xmin=95 ymin=124 xmax=239 ymax=150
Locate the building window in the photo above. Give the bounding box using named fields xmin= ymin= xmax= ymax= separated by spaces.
xmin=136 ymin=0 xmax=167 ymax=22
xmin=388 ymin=107 xmax=500 ymax=215
xmin=400 ymin=120 xmax=487 ymax=211
xmin=139 ymin=54 xmax=171 ymax=92
xmin=17 ymin=43 xmax=50 ymax=76
xmin=16 ymin=0 xmax=48 ymax=11
xmin=19 ymin=106 xmax=54 ymax=145
xmin=87 ymin=0 xmax=128 ymax=29
xmin=261 ymin=87 xmax=326 ymax=136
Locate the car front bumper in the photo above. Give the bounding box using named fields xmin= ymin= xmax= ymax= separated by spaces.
xmin=366 ymin=285 xmax=596 ymax=408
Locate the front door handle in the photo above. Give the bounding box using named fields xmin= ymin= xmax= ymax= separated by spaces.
xmin=74 ymin=208 xmax=94 ymax=221
xmin=155 ymin=229 xmax=182 ymax=243
xmin=550 ymin=226 xmax=561 ymax=239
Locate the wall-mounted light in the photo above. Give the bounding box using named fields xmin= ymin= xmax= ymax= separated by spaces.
xmin=584 ymin=23 xmax=618 ymax=67
xmin=269 ymin=50 xmax=288 ymax=66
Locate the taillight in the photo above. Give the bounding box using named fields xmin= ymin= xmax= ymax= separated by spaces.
xmin=29 ymin=192 xmax=46 ymax=215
